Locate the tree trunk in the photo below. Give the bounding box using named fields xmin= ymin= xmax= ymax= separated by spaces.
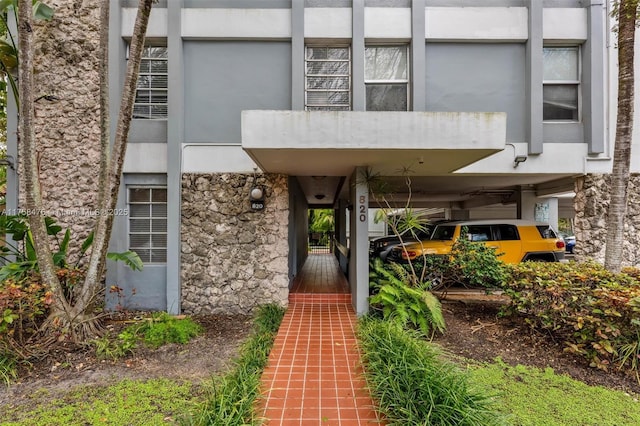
xmin=17 ymin=0 xmax=70 ymax=319
xmin=78 ymin=0 xmax=154 ymax=309
xmin=605 ymin=0 xmax=638 ymax=272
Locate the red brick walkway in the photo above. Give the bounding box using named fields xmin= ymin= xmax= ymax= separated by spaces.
xmin=260 ymin=254 xmax=382 ymax=425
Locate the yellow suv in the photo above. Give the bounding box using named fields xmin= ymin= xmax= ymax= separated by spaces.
xmin=389 ymin=220 xmax=565 ymax=264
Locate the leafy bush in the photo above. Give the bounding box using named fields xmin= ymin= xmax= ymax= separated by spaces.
xmin=138 ymin=312 xmax=203 ymax=348
xmin=369 ymin=258 xmax=445 ymax=335
xmin=501 ymin=261 xmax=640 ymax=373
xmin=190 ymin=304 xmax=285 ymax=425
xmin=357 ymin=317 xmax=504 ymax=425
xmin=93 ymin=313 xmax=203 ymax=359
xmin=0 ymin=275 xmax=51 ymax=345
xmin=411 ymin=230 xmax=508 ymax=290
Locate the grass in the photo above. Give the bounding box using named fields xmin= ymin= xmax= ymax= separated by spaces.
xmin=0 ymin=352 xmax=17 ymax=386
xmin=357 ymin=316 xmax=505 ymax=425
xmin=1 ymin=305 xmax=285 ymax=426
xmin=467 ymin=359 xmax=640 ymax=426
xmin=186 ymin=304 xmax=285 ymax=425
xmin=1 ymin=378 xmax=201 ymax=426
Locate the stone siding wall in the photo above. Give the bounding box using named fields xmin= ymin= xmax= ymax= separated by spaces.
xmin=181 ymin=173 xmax=290 ymax=314
xmin=28 ymin=1 xmax=102 ymax=248
xmin=574 ymin=174 xmax=640 ymax=266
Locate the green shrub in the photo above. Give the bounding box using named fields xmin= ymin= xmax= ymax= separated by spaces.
xmin=357 ymin=317 xmax=504 ymax=425
xmin=189 ymin=304 xmax=285 ymax=425
xmin=369 ymin=258 xmax=445 ymax=335
xmin=93 ymin=328 xmax=139 ymax=360
xmin=0 ymin=275 xmax=51 ymax=345
xmin=138 ymin=312 xmax=203 ymax=348
xmin=92 ymin=313 xmax=203 ymax=359
xmin=411 ymin=230 xmax=508 ymax=290
xmin=501 ymin=261 xmax=640 ymax=373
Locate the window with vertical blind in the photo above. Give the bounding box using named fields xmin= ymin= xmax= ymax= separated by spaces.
xmin=543 ymin=46 xmax=580 ymax=122
xmin=128 ymin=187 xmax=167 ymax=263
xmin=305 ymin=46 xmax=351 ymax=111
xmin=365 ymin=46 xmax=409 ymax=111
xmin=133 ymin=46 xmax=168 ymax=119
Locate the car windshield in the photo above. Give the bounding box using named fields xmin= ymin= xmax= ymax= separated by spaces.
xmin=430 ymin=225 xmax=456 ymax=241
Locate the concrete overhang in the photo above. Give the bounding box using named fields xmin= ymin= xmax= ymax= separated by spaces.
xmin=241 ymin=110 xmax=506 ymax=176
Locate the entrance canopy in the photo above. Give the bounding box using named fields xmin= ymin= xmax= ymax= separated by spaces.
xmin=241 ymin=110 xmax=507 ymax=177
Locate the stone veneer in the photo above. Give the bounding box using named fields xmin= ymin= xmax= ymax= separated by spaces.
xmin=28 ymin=1 xmax=102 ymax=251
xmin=181 ymin=173 xmax=290 ymax=314
xmin=574 ymin=174 xmax=640 ymax=267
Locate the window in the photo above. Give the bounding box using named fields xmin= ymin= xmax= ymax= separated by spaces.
xmin=496 ymin=225 xmax=519 ymax=241
xmin=543 ymin=47 xmax=580 ymax=121
xmin=465 ymin=225 xmax=494 ymax=242
xmin=133 ymin=46 xmax=168 ymax=119
xmin=365 ymin=46 xmax=409 ymax=111
xmin=128 ymin=187 xmax=167 ymax=263
xmin=305 ymin=46 xmax=351 ymax=110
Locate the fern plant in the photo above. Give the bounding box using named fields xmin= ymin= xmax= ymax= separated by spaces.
xmin=369 ymin=258 xmax=445 ymax=335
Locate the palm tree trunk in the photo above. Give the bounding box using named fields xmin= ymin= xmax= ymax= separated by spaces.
xmin=605 ymin=0 xmax=638 ymax=272
xmin=17 ymin=0 xmax=70 ymax=318
xmin=78 ymin=0 xmax=154 ymax=309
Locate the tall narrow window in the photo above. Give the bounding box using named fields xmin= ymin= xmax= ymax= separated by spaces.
xmin=365 ymin=46 xmax=409 ymax=111
xmin=133 ymin=46 xmax=168 ymax=119
xmin=543 ymin=46 xmax=580 ymax=121
xmin=128 ymin=187 xmax=167 ymax=263
xmin=305 ymin=46 xmax=351 ymax=110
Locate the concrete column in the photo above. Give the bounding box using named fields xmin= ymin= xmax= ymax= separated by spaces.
xmin=352 ymin=0 xmax=365 ymax=111
xmin=349 ymin=168 xmax=369 ymax=316
xmin=411 ymin=0 xmax=426 ymax=111
xmin=517 ymin=187 xmax=559 ymax=230
xmin=446 ymin=209 xmax=470 ymax=221
xmin=291 ymin=0 xmax=304 ymax=110
xmin=166 ymin=0 xmax=184 ymax=314
xmin=585 ymin=0 xmax=606 ymax=154
xmin=526 ymin=0 xmax=543 ymax=155
xmin=517 ymin=187 xmax=537 ymax=221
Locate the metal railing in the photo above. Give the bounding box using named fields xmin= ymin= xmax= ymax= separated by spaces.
xmin=308 ymin=232 xmax=333 ymax=254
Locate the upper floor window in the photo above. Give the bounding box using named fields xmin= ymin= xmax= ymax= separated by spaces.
xmin=305 ymin=46 xmax=351 ymax=111
xmin=365 ymin=46 xmax=409 ymax=111
xmin=133 ymin=46 xmax=168 ymax=119
xmin=543 ymin=46 xmax=579 ymax=122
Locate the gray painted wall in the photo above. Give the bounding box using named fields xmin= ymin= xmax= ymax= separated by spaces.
xmin=183 ymin=41 xmax=292 ymax=144
xmin=425 ymin=43 xmax=526 ymax=143
xmin=288 ymin=177 xmax=308 ymax=287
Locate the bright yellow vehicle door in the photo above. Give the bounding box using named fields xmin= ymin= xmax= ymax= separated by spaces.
xmin=492 ymin=224 xmax=523 ymax=263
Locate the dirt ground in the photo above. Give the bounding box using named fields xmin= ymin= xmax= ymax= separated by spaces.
xmin=1 ymin=301 xmax=639 ymax=411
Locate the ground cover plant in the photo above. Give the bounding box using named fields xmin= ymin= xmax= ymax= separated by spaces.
xmin=92 ymin=312 xmax=203 ymax=360
xmin=187 ymin=304 xmax=285 ymax=425
xmin=501 ymin=261 xmax=640 ymax=375
xmin=1 ymin=378 xmax=199 ymax=426
xmin=357 ymin=316 xmax=504 ymax=425
xmin=468 ymin=359 xmax=640 ymax=426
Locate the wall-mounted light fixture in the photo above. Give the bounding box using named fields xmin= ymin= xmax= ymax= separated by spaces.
xmin=249 ymin=186 xmax=265 ymax=211
xmin=513 ymin=155 xmax=528 ymax=168
xmin=0 ymin=155 xmax=15 ymax=170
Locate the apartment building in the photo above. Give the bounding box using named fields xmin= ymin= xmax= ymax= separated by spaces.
xmin=8 ymin=0 xmax=635 ymax=315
